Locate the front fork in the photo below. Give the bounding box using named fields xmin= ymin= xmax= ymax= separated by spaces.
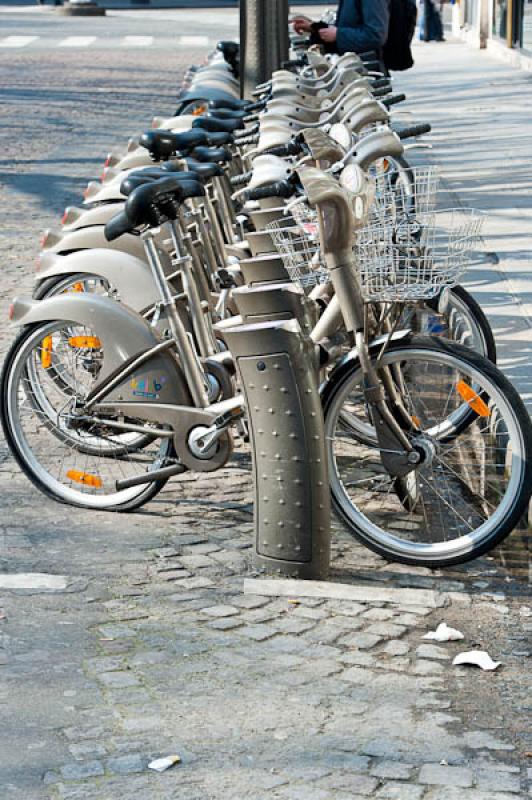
xmin=327 ymin=258 xmax=418 ymax=478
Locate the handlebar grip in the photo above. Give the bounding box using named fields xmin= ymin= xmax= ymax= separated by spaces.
xmin=235 ymin=123 xmax=259 ymax=139
xmin=235 ymin=133 xmax=260 ymax=147
xmin=372 ymin=77 xmax=391 ymax=90
xmin=372 ymin=86 xmax=392 ymax=98
xmin=281 ymin=57 xmax=307 ymax=69
xmin=382 ymin=93 xmax=406 ymax=108
xmin=104 ymin=209 xmax=133 ymax=242
xmin=262 ymin=140 xmax=303 ymax=158
xmin=396 ymin=122 xmax=432 ymax=140
xmin=230 ymin=170 xmax=252 ymax=187
xmin=243 ymin=99 xmax=267 ymax=113
xmin=243 ymin=181 xmax=294 ymax=202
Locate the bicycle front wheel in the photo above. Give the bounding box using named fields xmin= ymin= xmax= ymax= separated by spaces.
xmin=1 ymin=321 xmax=174 ymax=510
xmin=322 ymin=336 xmax=532 ymax=567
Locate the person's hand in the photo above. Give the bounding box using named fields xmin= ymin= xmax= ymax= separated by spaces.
xmin=319 ymin=25 xmax=338 ymax=44
xmin=291 ymin=15 xmax=312 ymax=34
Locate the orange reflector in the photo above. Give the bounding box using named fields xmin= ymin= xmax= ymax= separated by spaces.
xmin=41 ymin=336 xmax=53 ymax=368
xmin=68 ymin=336 xmax=101 ymax=349
xmin=456 ymin=380 xmax=490 ymax=417
xmin=66 ymin=469 xmax=102 ymax=488
xmin=60 ymin=209 xmax=68 ymax=225
xmin=73 ymin=282 xmax=84 ymax=293
xmin=192 ymin=104 xmax=207 ymax=116
xmin=412 ymin=415 xmax=421 ymax=428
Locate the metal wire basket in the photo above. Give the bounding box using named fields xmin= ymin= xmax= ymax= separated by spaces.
xmin=268 ymin=217 xmax=328 ymax=290
xmin=267 ymin=166 xmax=481 ymax=302
xmin=356 ymin=207 xmax=484 ymax=302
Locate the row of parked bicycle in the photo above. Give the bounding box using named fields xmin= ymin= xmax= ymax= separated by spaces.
xmin=2 ymin=32 xmax=531 ymax=570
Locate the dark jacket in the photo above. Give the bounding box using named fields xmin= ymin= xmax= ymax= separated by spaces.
xmin=335 ymin=0 xmax=391 ymax=55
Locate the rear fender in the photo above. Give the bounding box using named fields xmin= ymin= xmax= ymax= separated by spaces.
xmin=62 ymin=203 xmax=125 ymax=232
xmin=41 ymin=225 xmax=148 ymax=261
xmin=10 ymin=294 xmax=191 ymax=407
xmin=35 ymin=249 xmax=160 ymax=312
xmin=113 ymin=151 xmax=154 ymax=171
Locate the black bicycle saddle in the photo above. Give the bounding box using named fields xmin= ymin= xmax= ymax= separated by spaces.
xmin=139 ymin=129 xmax=209 ymax=160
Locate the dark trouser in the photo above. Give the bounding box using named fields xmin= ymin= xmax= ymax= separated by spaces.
xmin=420 ymin=1 xmax=444 ymax=41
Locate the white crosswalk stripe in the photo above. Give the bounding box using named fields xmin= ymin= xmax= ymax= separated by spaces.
xmin=179 ymin=35 xmax=210 ymax=47
xmin=58 ymin=36 xmax=97 ymax=48
xmin=0 ymin=34 xmax=216 ymax=50
xmin=0 ymin=35 xmax=38 ymax=47
xmin=122 ymin=36 xmax=154 ymax=47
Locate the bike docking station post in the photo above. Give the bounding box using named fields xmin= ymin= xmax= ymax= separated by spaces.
xmin=240 ymin=0 xmax=289 ymax=99
xmin=222 ymin=284 xmax=331 ymax=580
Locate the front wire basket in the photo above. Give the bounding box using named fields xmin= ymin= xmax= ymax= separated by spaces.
xmin=357 ymin=207 xmax=484 ymax=302
xmin=268 ymin=203 xmax=328 ymax=290
xmin=267 ymin=166 xmax=482 ymax=302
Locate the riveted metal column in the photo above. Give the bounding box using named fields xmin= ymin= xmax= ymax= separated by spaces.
xmin=223 ymin=317 xmax=330 ymax=579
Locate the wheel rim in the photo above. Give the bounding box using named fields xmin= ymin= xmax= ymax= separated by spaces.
xmin=5 ymin=322 xmax=171 ymax=509
xmin=325 ymin=345 xmax=526 ymax=562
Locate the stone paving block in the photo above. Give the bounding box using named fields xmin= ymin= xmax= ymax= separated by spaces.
xmin=339 ymin=632 xmax=383 ymax=650
xmin=475 ymin=770 xmax=522 ymax=793
xmin=366 ymin=622 xmax=408 ymax=638
xmin=383 ymin=640 xmax=411 ymax=656
xmin=208 ymin=618 xmax=243 ymax=631
xmin=371 ymin=761 xmax=414 ymax=780
xmin=181 ymin=543 xmax=220 ymax=555
xmin=59 ymin=760 xmax=105 ymax=780
xmin=273 ymin=616 xmax=317 ymax=635
xmin=419 ymin=764 xmax=474 ymax=787
xmin=230 ymin=594 xmax=269 ymax=609
xmin=319 ymin=772 xmax=378 ymax=795
xmin=340 ymin=666 xmax=373 ymax=684
xmin=178 ymin=554 xmax=216 ymax=569
xmin=416 ymin=644 xmax=451 ymax=661
xmin=424 ymin=790 xmax=519 ymax=800
xmin=339 ymin=651 xmax=376 ymax=667
xmin=97 ymin=670 xmax=140 ymax=689
xmin=362 ymin=608 xmax=397 ymax=621
xmin=413 ymin=660 xmax=445 ymax=676
xmin=238 ymin=624 xmax=278 ymax=641
xmin=376 ymin=783 xmax=426 ymax=799
xmin=68 ymin=741 xmax=108 ymax=760
xmin=172 ymin=576 xmax=214 ymax=590
xmin=200 ymin=604 xmax=240 ymax=618
xmin=292 ymin=605 xmax=329 ymax=620
xmin=107 ymin=753 xmax=146 ymax=774
xmin=464 ymin=731 xmax=516 ymax=751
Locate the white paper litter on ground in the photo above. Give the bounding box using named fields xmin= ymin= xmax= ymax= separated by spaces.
xmin=452 ymin=651 xmax=501 ymax=671
xmin=148 ymin=755 xmax=181 ymax=773
xmin=423 ymin=622 xmax=464 ymax=642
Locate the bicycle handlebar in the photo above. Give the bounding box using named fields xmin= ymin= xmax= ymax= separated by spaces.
xmin=241 ymin=180 xmax=295 ymax=202
xmin=396 ymin=122 xmax=432 ymax=140
xmin=382 ymin=93 xmax=406 ymax=108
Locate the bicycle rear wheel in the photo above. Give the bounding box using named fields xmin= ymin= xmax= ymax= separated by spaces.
xmin=322 ymin=336 xmax=532 ymax=567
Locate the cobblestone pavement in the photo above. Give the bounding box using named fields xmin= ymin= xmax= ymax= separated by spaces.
xmin=0 ymin=11 xmax=531 ymax=800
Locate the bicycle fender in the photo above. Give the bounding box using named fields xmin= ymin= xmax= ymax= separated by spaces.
xmin=319 ymin=329 xmax=413 ymax=394
xmin=40 ymin=225 xmax=148 ymax=261
xmin=35 ymin=249 xmax=160 ymax=313
xmin=61 ymin=203 xmax=125 ymax=232
xmin=9 ymin=293 xmax=192 ymax=407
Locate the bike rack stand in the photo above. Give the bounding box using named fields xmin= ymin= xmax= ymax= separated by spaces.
xmin=223 ymin=287 xmax=331 ymax=580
